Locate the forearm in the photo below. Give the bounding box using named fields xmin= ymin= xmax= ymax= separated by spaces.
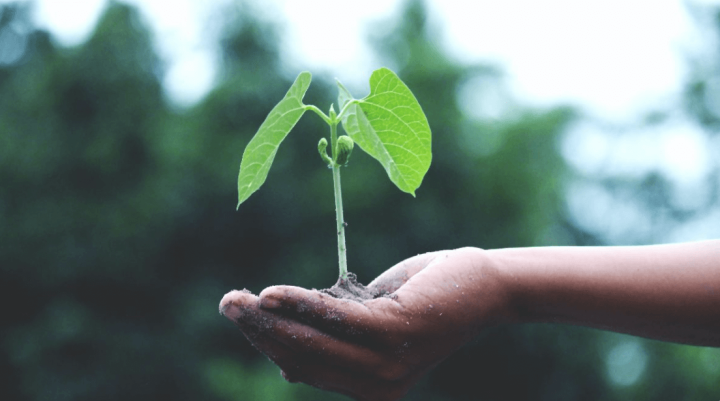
xmin=487 ymin=240 xmax=720 ymax=347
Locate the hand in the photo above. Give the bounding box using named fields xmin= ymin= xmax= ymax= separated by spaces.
xmin=220 ymin=247 xmax=513 ymax=401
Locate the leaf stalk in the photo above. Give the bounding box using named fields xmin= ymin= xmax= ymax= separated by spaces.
xmin=304 ymin=104 xmax=331 ymax=125
xmin=336 ymin=99 xmax=359 ymax=121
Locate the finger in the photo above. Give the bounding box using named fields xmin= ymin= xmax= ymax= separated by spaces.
xmin=219 ymin=289 xmax=258 ymax=318
xmin=220 ymin=289 xmax=397 ymax=374
xmin=220 ymin=290 xmax=289 ymax=354
xmin=220 ymin=290 xmax=279 ymax=341
xmin=243 ymin=327 xmax=302 ymax=367
xmin=220 ymin=290 xmax=305 ymax=359
xmin=282 ymin=364 xmax=418 ymax=401
xmin=262 ymin=314 xmax=410 ymax=382
xmin=223 ymin=294 xmax=408 ymax=381
xmin=227 ymin=302 xmax=408 ymax=382
xmin=367 ymin=251 xmax=448 ymax=294
xmin=392 ymin=247 xmax=487 ymax=309
xmin=258 ymin=285 xmax=406 ymax=341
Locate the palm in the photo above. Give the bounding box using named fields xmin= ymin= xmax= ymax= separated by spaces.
xmin=220 ymin=248 xmax=506 ymax=401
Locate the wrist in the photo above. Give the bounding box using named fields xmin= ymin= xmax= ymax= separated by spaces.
xmin=483 ymin=247 xmax=535 ymax=325
xmin=451 ymin=247 xmax=520 ymax=328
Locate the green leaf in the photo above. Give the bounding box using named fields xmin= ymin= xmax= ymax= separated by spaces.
xmin=337 ymin=79 xmax=353 ymax=110
xmin=338 ymin=68 xmax=431 ymax=196
xmin=237 ymin=72 xmax=312 ymax=208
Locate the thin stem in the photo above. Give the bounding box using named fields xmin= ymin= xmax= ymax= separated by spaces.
xmin=304 ymin=105 xmax=331 ymax=125
xmin=330 ymin=121 xmax=348 ymax=279
xmin=336 ymin=99 xmax=359 ymax=121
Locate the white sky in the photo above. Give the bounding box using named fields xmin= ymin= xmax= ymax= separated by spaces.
xmin=9 ymin=0 xmax=717 ymax=117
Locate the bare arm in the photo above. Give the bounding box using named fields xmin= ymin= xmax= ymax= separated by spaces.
xmin=220 ymin=241 xmax=720 ymax=400
xmin=492 ymin=240 xmax=720 ymax=346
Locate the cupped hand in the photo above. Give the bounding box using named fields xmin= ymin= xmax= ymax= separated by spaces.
xmin=219 ymin=247 xmax=513 ymax=401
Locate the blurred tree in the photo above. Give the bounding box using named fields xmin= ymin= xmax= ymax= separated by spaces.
xmin=0 ymin=1 xmax=347 ymax=400
xmin=1 ymin=0 xmax=717 ymax=400
xmin=685 ymin=8 xmax=720 ymax=132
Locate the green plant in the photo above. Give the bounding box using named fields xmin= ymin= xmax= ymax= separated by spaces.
xmin=236 ymin=67 xmax=432 ymax=280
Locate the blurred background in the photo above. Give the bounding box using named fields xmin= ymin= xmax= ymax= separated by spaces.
xmin=1 ymin=0 xmax=719 ymax=399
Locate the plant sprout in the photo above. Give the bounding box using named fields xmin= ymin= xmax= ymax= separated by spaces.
xmin=236 ymin=68 xmax=432 ymax=280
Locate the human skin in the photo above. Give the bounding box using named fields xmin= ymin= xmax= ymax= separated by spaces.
xmin=219 ymin=240 xmax=720 ymax=401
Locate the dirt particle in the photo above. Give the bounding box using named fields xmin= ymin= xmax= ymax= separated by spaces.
xmin=320 ymin=272 xmax=380 ymax=302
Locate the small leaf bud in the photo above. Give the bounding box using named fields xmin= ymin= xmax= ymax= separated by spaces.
xmin=335 ymin=136 xmax=354 ymax=166
xmin=317 ymin=137 xmax=332 ymax=166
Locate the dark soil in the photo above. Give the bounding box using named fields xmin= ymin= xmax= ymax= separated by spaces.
xmin=320 ymin=272 xmax=389 ymax=302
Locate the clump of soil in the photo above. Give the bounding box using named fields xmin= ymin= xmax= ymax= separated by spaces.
xmin=320 ymin=272 xmax=388 ymax=302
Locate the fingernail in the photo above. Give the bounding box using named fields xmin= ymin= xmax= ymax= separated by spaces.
xmin=260 ymin=295 xmax=281 ymax=309
xmin=221 ymin=303 xmax=242 ymax=321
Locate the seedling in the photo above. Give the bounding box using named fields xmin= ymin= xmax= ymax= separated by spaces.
xmin=236 ymin=68 xmax=431 ymax=280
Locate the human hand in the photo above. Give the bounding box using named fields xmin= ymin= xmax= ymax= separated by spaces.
xmin=220 ymin=247 xmax=513 ymax=401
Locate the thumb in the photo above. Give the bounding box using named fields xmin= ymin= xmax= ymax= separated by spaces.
xmin=367 ymin=251 xmax=449 ymax=294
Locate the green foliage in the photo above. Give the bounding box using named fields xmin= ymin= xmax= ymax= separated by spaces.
xmin=236 ymin=67 xmax=432 ymax=204
xmin=338 ymin=68 xmax=432 ymax=196
xmin=235 ymin=67 xmax=432 ymax=278
xmin=236 ymin=72 xmax=311 ymax=208
xmin=204 ymin=358 xmax=347 ymax=400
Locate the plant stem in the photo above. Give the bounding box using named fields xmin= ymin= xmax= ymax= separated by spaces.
xmin=304 ymin=104 xmax=331 ymax=124
xmin=330 ymin=121 xmax=348 ymax=280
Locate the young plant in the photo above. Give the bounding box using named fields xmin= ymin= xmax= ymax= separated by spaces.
xmin=236 ymin=68 xmax=431 ymax=280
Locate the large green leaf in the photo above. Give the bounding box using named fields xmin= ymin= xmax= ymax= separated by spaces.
xmin=338 ymin=68 xmax=431 ymax=196
xmin=237 ymin=72 xmax=311 ymax=208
